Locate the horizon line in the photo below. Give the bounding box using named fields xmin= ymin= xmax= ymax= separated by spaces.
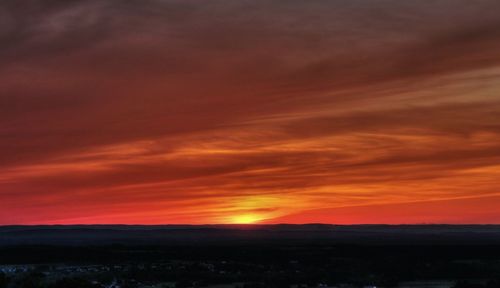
xmin=3 ymin=223 xmax=500 ymax=227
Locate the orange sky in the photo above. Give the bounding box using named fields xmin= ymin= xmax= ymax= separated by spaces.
xmin=1 ymin=0 xmax=500 ymax=225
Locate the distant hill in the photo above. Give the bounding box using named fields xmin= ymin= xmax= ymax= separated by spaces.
xmin=2 ymin=224 xmax=500 ymax=246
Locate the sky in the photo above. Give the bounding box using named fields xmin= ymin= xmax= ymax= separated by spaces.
xmin=1 ymin=0 xmax=500 ymax=225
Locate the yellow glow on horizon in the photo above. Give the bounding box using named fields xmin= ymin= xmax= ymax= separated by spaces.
xmin=230 ymin=214 xmax=264 ymax=224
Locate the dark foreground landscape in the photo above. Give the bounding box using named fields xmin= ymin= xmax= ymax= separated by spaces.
xmin=2 ymin=225 xmax=500 ymax=288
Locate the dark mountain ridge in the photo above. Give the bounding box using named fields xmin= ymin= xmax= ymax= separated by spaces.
xmin=2 ymin=224 xmax=500 ymax=246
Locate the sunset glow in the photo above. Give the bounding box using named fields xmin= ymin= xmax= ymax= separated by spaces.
xmin=1 ymin=1 xmax=500 ymax=225
xmin=230 ymin=215 xmax=264 ymax=225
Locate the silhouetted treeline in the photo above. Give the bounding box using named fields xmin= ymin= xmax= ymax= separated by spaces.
xmin=2 ymin=244 xmax=500 ymax=287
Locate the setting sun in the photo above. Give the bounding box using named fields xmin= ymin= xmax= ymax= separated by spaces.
xmin=230 ymin=214 xmax=264 ymax=224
